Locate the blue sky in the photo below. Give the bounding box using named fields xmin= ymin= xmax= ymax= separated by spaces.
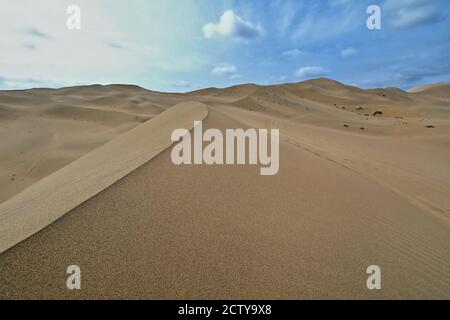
xmin=0 ymin=0 xmax=449 ymax=91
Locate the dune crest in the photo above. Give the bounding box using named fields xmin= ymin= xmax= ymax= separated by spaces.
xmin=0 ymin=102 xmax=208 ymax=253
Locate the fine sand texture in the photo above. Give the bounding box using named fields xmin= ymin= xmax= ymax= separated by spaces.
xmin=0 ymin=79 xmax=449 ymax=299
xmin=0 ymin=102 xmax=207 ymax=253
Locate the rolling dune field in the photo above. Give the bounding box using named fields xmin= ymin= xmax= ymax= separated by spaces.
xmin=0 ymin=79 xmax=449 ymax=299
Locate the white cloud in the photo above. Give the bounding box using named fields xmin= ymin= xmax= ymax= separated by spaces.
xmin=211 ymin=65 xmax=238 ymax=76
xmin=384 ymin=0 xmax=445 ymax=28
xmin=282 ymin=49 xmax=305 ymax=56
xmin=341 ymin=47 xmax=358 ymax=57
xmin=393 ymin=7 xmax=443 ymax=28
xmin=203 ymin=10 xmax=263 ymax=39
xmin=295 ymin=66 xmax=330 ymax=79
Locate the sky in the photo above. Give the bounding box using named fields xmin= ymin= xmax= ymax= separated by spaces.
xmin=0 ymin=0 xmax=449 ymax=92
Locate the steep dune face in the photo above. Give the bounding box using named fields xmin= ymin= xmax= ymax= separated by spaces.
xmin=0 ymin=85 xmax=183 ymax=202
xmin=0 ymin=102 xmax=208 ymax=254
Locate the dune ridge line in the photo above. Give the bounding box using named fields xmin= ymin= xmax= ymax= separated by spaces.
xmin=0 ymin=101 xmax=208 ymax=253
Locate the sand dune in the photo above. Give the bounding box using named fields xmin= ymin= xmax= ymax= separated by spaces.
xmin=409 ymin=83 xmax=450 ymax=95
xmin=0 ymin=79 xmax=449 ymax=299
xmin=0 ymin=102 xmax=207 ymax=253
xmin=0 ymin=85 xmax=184 ymax=203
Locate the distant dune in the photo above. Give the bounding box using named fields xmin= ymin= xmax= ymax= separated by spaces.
xmin=0 ymin=84 xmax=184 ymax=202
xmin=408 ymin=83 xmax=450 ymax=101
xmin=0 ymin=79 xmax=449 ymax=299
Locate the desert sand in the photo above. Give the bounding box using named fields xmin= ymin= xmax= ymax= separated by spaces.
xmin=0 ymin=85 xmax=183 ymax=203
xmin=0 ymin=79 xmax=449 ymax=299
xmin=0 ymin=102 xmax=207 ymax=253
